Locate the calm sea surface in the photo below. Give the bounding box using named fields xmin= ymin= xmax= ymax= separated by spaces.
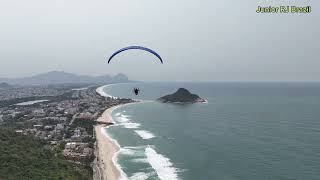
xmin=102 ymin=82 xmax=320 ymax=180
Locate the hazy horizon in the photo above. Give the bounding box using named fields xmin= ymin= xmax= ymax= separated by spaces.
xmin=2 ymin=70 xmax=320 ymax=83
xmin=1 ymin=0 xmax=319 ymax=81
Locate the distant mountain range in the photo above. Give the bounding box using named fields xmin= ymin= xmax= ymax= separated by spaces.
xmin=0 ymin=71 xmax=133 ymax=85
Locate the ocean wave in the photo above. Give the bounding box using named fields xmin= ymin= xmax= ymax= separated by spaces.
xmin=121 ymin=146 xmax=146 ymax=157
xmin=145 ymin=147 xmax=179 ymax=180
xmin=113 ymin=112 xmax=131 ymax=122
xmin=135 ymin=130 xmax=155 ymax=139
xmin=124 ymin=146 xmax=147 ymax=150
xmin=120 ymin=148 xmax=136 ymax=156
xmin=131 ymin=158 xmax=149 ymax=163
xmin=130 ymin=172 xmax=154 ymax=180
xmin=121 ymin=114 xmax=131 ymax=118
xmin=115 ymin=116 xmax=131 ymax=123
xmin=120 ymin=147 xmax=145 ymax=157
xmin=122 ymin=122 xmax=141 ymax=129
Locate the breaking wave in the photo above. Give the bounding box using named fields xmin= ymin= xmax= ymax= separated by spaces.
xmin=145 ymin=146 xmax=179 ymax=180
xmin=134 ymin=130 xmax=155 ymax=139
xmin=122 ymin=122 xmax=141 ymax=129
xmin=129 ymin=172 xmax=155 ymax=180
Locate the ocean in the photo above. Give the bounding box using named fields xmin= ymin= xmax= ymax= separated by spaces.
xmin=101 ymin=82 xmax=320 ymax=180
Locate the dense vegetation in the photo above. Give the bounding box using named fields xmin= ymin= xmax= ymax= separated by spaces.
xmin=158 ymin=88 xmax=201 ymax=103
xmin=0 ymin=128 xmax=92 ymax=180
xmin=69 ymin=119 xmax=97 ymax=136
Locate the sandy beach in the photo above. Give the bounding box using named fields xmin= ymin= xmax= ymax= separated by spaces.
xmin=95 ymin=102 xmax=140 ymax=180
xmin=95 ymin=106 xmax=121 ymax=180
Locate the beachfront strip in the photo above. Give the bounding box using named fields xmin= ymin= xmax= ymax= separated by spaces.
xmin=0 ymin=85 xmax=134 ymax=179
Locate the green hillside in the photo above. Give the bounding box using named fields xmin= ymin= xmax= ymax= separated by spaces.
xmin=0 ymin=128 xmax=92 ymax=180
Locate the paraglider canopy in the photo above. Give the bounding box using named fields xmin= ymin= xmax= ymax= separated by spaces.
xmin=108 ymin=46 xmax=163 ymax=64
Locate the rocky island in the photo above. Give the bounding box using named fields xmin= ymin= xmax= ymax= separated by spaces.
xmin=158 ymin=88 xmax=206 ymax=104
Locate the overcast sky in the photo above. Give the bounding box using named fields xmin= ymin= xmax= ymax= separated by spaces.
xmin=0 ymin=0 xmax=319 ymax=81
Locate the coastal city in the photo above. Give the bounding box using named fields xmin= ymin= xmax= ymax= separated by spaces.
xmin=1 ymin=0 xmax=318 ymax=179
xmin=0 ymin=84 xmax=64 ymax=101
xmin=0 ymin=84 xmax=134 ymax=179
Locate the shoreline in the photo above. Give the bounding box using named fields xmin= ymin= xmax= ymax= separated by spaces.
xmin=96 ymin=83 xmax=135 ymax=99
xmin=95 ymin=96 xmax=141 ymax=180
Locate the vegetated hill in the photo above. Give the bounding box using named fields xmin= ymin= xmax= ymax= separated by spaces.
xmin=0 ymin=128 xmax=92 ymax=180
xmin=0 ymin=71 xmax=132 ymax=85
xmin=158 ymin=88 xmax=206 ymax=103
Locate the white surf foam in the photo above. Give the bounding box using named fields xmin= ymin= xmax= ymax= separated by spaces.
xmin=121 ymin=114 xmax=131 ymax=118
xmin=122 ymin=122 xmax=141 ymax=129
xmin=120 ymin=148 xmax=136 ymax=156
xmin=130 ymin=172 xmax=153 ymax=180
xmin=100 ymin=127 xmax=128 ymax=180
xmin=121 ymin=146 xmax=146 ymax=157
xmin=116 ymin=116 xmax=131 ymax=123
xmin=145 ymin=147 xmax=179 ymax=180
xmin=135 ymin=130 xmax=155 ymax=139
xmin=123 ymin=146 xmax=146 ymax=150
xmin=96 ymin=84 xmax=117 ymax=98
